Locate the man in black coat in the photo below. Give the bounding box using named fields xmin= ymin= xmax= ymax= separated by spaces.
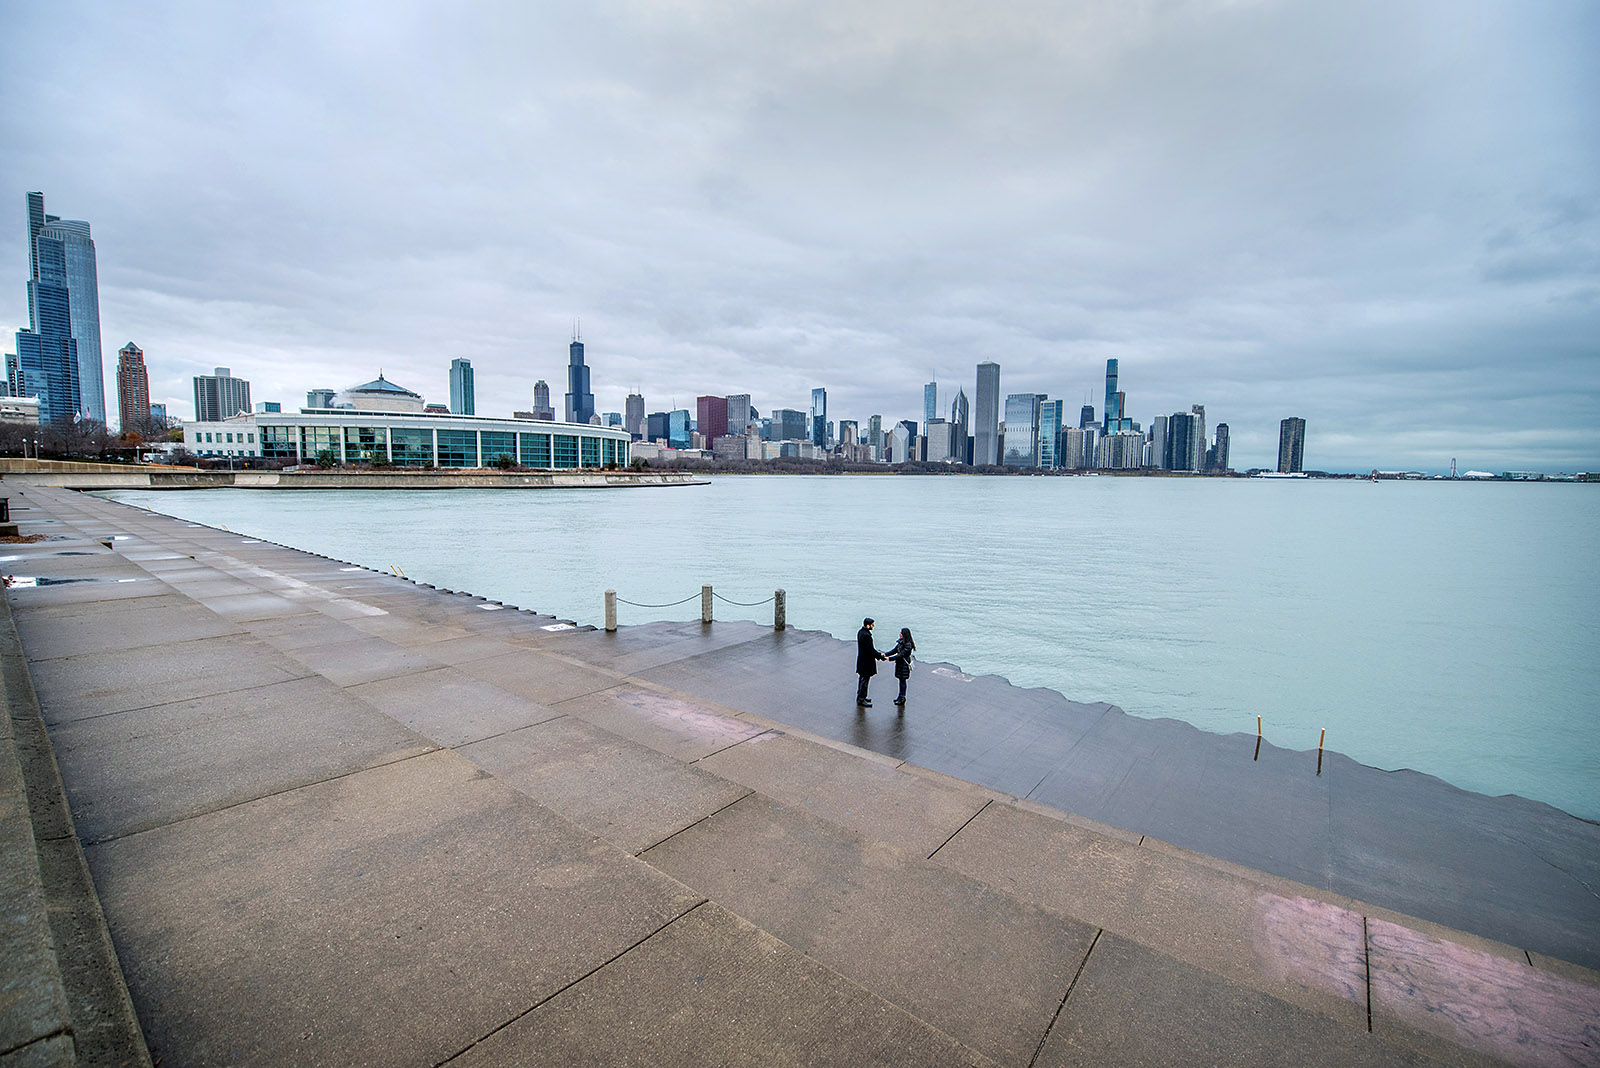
xmin=855 ymin=617 xmax=885 ymax=706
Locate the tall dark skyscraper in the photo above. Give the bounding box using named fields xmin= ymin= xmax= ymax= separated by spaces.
xmin=1278 ymin=417 xmax=1306 ymax=473
xmin=810 ymin=388 xmax=827 ymax=449
xmin=1079 ymin=404 xmax=1096 ymax=430
xmin=565 ymin=331 xmax=595 ymax=424
xmin=1164 ymin=410 xmax=1201 ymax=471
xmin=624 ymin=393 xmax=644 ymax=438
xmin=1210 ymin=423 xmax=1230 ymax=473
xmin=1102 ymin=359 xmax=1120 ymax=434
xmin=950 ymin=387 xmax=969 ymax=463
xmin=116 ymin=342 xmax=149 ymax=433
xmin=974 ymin=362 xmax=1000 ymax=465
xmin=923 ymin=381 xmax=937 ymax=429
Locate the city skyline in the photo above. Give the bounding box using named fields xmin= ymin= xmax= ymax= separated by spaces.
xmin=2 ymin=3 xmax=1596 ymax=472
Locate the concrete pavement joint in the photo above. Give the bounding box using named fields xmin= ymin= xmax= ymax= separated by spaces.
xmin=1028 ymin=928 xmax=1102 ymax=1068
xmin=432 ymin=898 xmax=712 ymax=1068
xmin=34 ymin=669 xmax=320 ymax=725
xmin=1363 ymin=915 xmax=1373 ymax=1033
xmin=0 ymin=1026 xmax=70 ymax=1061
xmin=78 ymin=746 xmax=441 ymax=847
xmin=686 ymin=727 xmax=776 ymax=766
xmin=926 ymin=799 xmax=994 ymax=861
xmin=634 ymin=790 xmax=756 ymax=858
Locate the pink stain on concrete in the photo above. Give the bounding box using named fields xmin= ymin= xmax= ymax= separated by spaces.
xmin=1253 ymin=893 xmax=1368 ymax=1006
xmin=1369 ymin=919 xmax=1600 ymax=1068
xmin=613 ymin=688 xmax=765 ymax=746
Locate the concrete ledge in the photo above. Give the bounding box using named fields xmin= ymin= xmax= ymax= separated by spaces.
xmin=0 ymin=594 xmax=150 ymax=1068
xmin=0 ymin=626 xmax=73 ymax=1064
xmin=1 ymin=469 xmax=706 ymax=491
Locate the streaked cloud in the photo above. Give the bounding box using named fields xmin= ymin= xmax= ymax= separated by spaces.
xmin=2 ymin=0 xmax=1595 ymax=470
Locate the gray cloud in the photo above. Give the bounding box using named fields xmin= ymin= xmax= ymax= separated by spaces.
xmin=2 ymin=0 xmax=1596 ymax=471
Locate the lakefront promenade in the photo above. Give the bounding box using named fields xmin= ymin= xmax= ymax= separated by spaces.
xmin=2 ymin=486 xmax=1596 ymax=1067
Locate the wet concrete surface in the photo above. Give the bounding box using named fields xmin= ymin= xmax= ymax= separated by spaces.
xmin=593 ymin=623 xmax=1600 ymax=972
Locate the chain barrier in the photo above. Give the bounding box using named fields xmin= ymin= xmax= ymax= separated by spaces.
xmin=615 ymin=592 xmax=702 ymax=609
xmin=713 ymin=591 xmax=776 ymax=607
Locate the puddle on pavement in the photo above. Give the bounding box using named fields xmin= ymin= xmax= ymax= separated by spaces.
xmin=6 ymin=576 xmax=141 ymax=588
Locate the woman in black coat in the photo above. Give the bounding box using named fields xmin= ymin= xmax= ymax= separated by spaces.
xmin=884 ymin=627 xmax=915 ymax=707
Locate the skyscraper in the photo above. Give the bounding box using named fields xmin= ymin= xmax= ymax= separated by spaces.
xmin=565 ymin=332 xmax=594 ymax=425
xmin=1102 ymin=359 xmax=1120 ymax=434
xmin=1210 ymin=423 xmax=1230 ymax=474
xmin=810 ymin=388 xmax=827 ymax=449
xmin=950 ymin=388 xmax=969 ymax=464
xmin=193 ymin=367 xmax=251 ymax=422
xmin=532 ymin=380 xmax=556 ymax=421
xmin=23 ymin=193 xmax=105 ymax=423
xmin=923 ymin=381 xmax=937 ymax=429
xmin=1079 ymin=404 xmax=1096 ymax=430
xmin=1003 ymin=393 xmax=1043 ymax=467
xmin=725 ymin=394 xmax=752 ymax=435
xmin=1278 ymin=417 xmax=1306 ymax=473
xmin=667 ymin=409 xmax=691 ymax=449
xmin=449 ymin=357 xmax=475 ymax=415
xmin=696 ymin=395 xmax=729 ymax=445
xmin=306 ymin=389 xmax=335 ymax=409
xmin=116 ymin=342 xmax=150 ymax=433
xmin=1150 ymin=415 xmax=1169 ymax=470
xmin=624 ymin=393 xmax=644 ymax=438
xmin=867 ymin=414 xmax=883 ymax=459
xmin=1038 ymin=399 xmax=1064 ymax=469
xmin=1190 ymin=404 xmax=1206 ymax=473
xmin=1164 ymin=410 xmax=1201 ymax=471
xmin=974 ymin=362 xmax=1000 ymax=465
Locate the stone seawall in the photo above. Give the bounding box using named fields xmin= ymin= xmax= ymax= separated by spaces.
xmin=0 ymin=463 xmax=705 ymax=491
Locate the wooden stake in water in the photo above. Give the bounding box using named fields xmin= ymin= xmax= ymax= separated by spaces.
xmin=1317 ymin=728 xmax=1326 ymax=776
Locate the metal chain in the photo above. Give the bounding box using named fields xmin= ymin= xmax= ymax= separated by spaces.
xmin=615 ymin=593 xmax=703 ymax=609
xmin=712 ymin=592 xmax=776 ymax=607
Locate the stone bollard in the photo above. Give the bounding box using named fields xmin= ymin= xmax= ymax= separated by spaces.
xmin=605 ymin=589 xmax=617 ymax=632
xmin=774 ymin=589 xmax=786 ymax=631
xmin=701 ymin=584 xmax=713 ymax=624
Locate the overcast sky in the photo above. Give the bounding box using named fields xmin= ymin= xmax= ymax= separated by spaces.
xmin=3 ymin=0 xmax=1596 ymax=471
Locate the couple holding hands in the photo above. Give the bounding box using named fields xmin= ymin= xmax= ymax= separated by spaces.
xmin=855 ymin=617 xmax=916 ymax=708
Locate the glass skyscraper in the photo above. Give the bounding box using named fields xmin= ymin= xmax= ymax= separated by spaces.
xmin=667 ymin=409 xmax=691 ymax=449
xmin=923 ymin=381 xmax=937 ymax=429
xmin=1038 ymin=398 xmax=1063 ymax=469
xmin=974 ymin=362 xmax=1000 ymax=466
xmin=449 ymin=357 xmax=475 ymax=415
xmin=1103 ymin=359 xmax=1120 ymax=434
xmin=810 ymin=387 xmax=827 ymax=449
xmin=1003 ymin=393 xmax=1043 ymax=467
xmin=21 ymin=194 xmax=105 ymax=423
